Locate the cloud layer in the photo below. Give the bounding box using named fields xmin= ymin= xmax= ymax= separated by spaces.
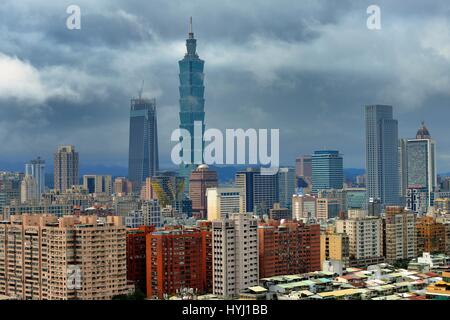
xmin=1 ymin=0 xmax=450 ymax=172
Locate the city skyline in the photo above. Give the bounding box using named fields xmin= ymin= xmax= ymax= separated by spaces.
xmin=1 ymin=0 xmax=450 ymax=306
xmin=1 ymin=1 xmax=450 ymax=172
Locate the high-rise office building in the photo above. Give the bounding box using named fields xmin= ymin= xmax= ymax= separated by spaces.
xmin=212 ymin=213 xmax=258 ymax=298
xmin=406 ymin=122 xmax=436 ymax=212
xmin=145 ymin=172 xmax=187 ymax=215
xmin=189 ymin=164 xmax=218 ymax=219
xmin=206 ymin=187 xmax=244 ymax=221
xmin=128 ymin=96 xmax=159 ymax=193
xmin=82 ymin=175 xmax=112 ymax=195
xmin=295 ymin=155 xmax=312 ymax=178
xmin=383 ymin=206 xmax=417 ymax=264
xmin=295 ymin=155 xmax=312 ymax=191
xmin=54 ymin=145 xmax=79 ymax=192
xmin=278 ymin=167 xmax=296 ymax=209
xmin=399 ymin=138 xmax=408 ymax=204
xmin=178 ymin=18 xmax=206 ymax=191
xmin=25 ymin=157 xmax=45 ymax=198
xmin=365 ymin=105 xmax=400 ymax=206
xmin=311 ymin=150 xmax=343 ymax=195
xmin=235 ymin=168 xmax=279 ymax=216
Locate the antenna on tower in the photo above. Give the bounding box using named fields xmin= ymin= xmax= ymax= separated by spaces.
xmin=189 ymin=16 xmax=194 ymax=38
xmin=138 ymin=80 xmax=144 ymax=100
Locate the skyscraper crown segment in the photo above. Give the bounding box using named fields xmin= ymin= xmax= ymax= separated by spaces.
xmin=416 ymin=121 xmax=431 ymax=139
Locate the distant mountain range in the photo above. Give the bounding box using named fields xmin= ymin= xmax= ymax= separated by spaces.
xmin=5 ymin=162 xmax=368 ymax=187
xmin=10 ymin=162 xmax=450 ymax=189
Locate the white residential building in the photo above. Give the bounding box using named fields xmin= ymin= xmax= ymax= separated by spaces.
xmin=212 ymin=213 xmax=259 ymax=298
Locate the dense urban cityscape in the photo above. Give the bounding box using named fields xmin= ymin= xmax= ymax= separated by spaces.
xmin=1 ymin=2 xmax=450 ymax=305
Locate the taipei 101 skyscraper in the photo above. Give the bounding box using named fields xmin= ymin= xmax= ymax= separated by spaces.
xmin=178 ymin=17 xmax=206 ymax=192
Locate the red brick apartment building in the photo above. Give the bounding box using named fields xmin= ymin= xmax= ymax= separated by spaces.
xmin=258 ymin=220 xmax=321 ymax=278
xmin=146 ymin=225 xmax=212 ymax=299
xmin=126 ymin=226 xmax=155 ymax=294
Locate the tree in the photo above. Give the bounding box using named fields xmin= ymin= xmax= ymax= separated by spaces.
xmin=112 ymin=288 xmax=146 ymax=300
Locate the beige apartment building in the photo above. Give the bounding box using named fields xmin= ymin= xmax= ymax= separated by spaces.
xmin=316 ymin=198 xmax=341 ymax=221
xmin=212 ymin=213 xmax=259 ymax=298
xmin=383 ymin=206 xmax=417 ymax=264
xmin=0 ymin=214 xmax=128 ymax=300
xmin=54 ymin=145 xmax=79 ymax=192
xmin=292 ymin=194 xmax=316 ymax=221
xmin=336 ymin=215 xmax=385 ymax=267
xmin=207 ymin=187 xmax=244 ymax=221
xmin=320 ymin=227 xmax=350 ymax=268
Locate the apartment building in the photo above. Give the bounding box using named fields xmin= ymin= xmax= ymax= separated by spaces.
xmin=320 ymin=227 xmax=350 ymax=268
xmin=258 ymin=220 xmax=321 ymax=278
xmin=126 ymin=226 xmax=155 ymax=294
xmin=146 ymin=226 xmax=211 ymax=299
xmin=336 ymin=215 xmax=384 ymax=267
xmin=0 ymin=214 xmax=129 ymax=300
xmin=212 ymin=213 xmax=259 ymax=298
xmin=383 ymin=206 xmax=417 ymax=264
xmin=416 ymin=216 xmax=446 ymax=255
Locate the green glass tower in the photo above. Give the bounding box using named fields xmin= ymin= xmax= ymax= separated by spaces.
xmin=178 ymin=18 xmax=205 ymax=191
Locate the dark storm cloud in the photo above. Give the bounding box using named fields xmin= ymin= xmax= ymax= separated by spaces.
xmin=1 ymin=0 xmax=450 ymax=172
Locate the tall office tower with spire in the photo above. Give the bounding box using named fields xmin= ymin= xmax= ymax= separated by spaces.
xmin=406 ymin=122 xmax=436 ymax=213
xmin=54 ymin=145 xmax=79 ymax=192
xmin=178 ymin=17 xmax=206 ymax=192
xmin=25 ymin=157 xmax=45 ymax=198
xmin=365 ymin=105 xmax=400 ymax=206
xmin=128 ymin=89 xmax=159 ymax=193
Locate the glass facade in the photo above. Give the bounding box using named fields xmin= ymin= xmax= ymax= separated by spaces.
xmin=365 ymin=105 xmax=400 ymax=205
xmin=407 ymin=141 xmax=428 ymax=188
xmin=278 ymin=167 xmax=296 ymax=209
xmin=346 ymin=189 xmax=367 ymax=210
xmin=311 ymin=150 xmax=343 ymax=194
xmin=128 ymin=98 xmax=159 ymax=192
xmin=406 ymin=138 xmax=436 ymax=211
xmin=178 ymin=24 xmax=206 ymax=192
xmin=25 ymin=157 xmax=45 ymax=197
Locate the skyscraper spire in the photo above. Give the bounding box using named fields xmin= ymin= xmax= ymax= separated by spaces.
xmin=138 ymin=80 xmax=144 ymax=100
xmin=186 ymin=16 xmax=197 ymax=56
xmin=189 ymin=16 xmax=194 ymax=39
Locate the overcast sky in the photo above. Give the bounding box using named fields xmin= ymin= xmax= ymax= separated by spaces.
xmin=1 ymin=0 xmax=450 ymax=172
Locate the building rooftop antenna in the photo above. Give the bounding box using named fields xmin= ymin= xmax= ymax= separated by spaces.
xmin=189 ymin=16 xmax=194 ymax=39
xmin=138 ymin=80 xmax=144 ymax=100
